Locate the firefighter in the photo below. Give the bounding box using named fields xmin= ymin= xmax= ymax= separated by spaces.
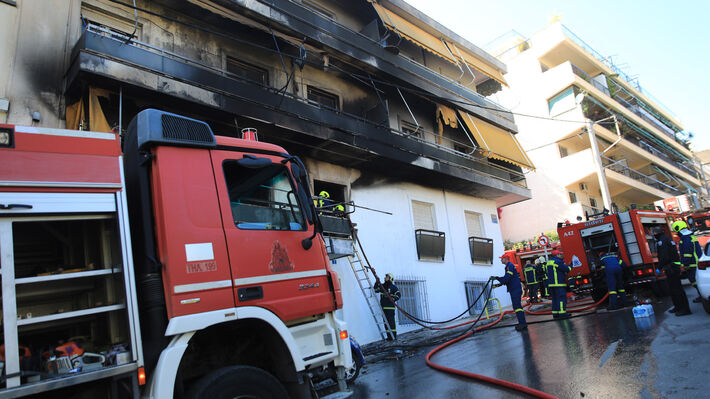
xmin=653 ymin=226 xmax=691 ymax=316
xmin=315 ymin=190 xmax=345 ymax=214
xmin=523 ymin=260 xmax=539 ymax=303
xmin=598 ymin=251 xmax=627 ymax=310
xmin=537 ymin=256 xmax=550 ymax=299
xmin=493 ymin=254 xmax=527 ymax=331
xmin=547 ymin=249 xmax=571 ymax=319
xmin=374 ymin=273 xmax=401 ymax=340
xmin=674 ymin=220 xmax=703 ymax=303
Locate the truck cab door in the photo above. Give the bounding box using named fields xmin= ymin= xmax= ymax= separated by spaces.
xmin=210 ymin=150 xmax=336 ymax=322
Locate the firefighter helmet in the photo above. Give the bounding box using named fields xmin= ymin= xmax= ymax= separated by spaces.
xmin=671 ymin=220 xmax=688 ymax=232
xmin=385 ymin=273 xmax=394 ymax=282
xmin=319 ymin=190 xmax=330 ymax=199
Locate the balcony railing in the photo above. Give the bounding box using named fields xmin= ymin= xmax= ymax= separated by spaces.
xmin=570 ymin=64 xmax=680 ymax=142
xmin=83 ymin=24 xmax=527 ymax=188
xmin=601 ymin=156 xmax=680 ymax=195
xmin=561 ymin=25 xmax=676 ymax=119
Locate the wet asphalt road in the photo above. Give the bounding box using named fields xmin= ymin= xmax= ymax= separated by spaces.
xmin=350 ymin=287 xmax=710 ymax=399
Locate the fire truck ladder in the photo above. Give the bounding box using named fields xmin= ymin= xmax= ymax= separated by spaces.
xmin=347 ymin=226 xmax=392 ymax=341
xmin=618 ymin=212 xmax=643 ymax=265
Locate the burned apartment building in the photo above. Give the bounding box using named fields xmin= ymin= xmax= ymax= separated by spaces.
xmin=0 ymin=0 xmax=534 ymax=343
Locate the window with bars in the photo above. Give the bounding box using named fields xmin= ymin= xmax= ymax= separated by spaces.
xmin=395 ymin=279 xmax=429 ymax=326
xmin=589 ymin=198 xmax=598 ymax=208
xmin=568 ymin=191 xmax=578 ymax=204
xmin=464 ymin=281 xmax=497 ymax=316
xmin=558 ymin=145 xmax=569 ymax=158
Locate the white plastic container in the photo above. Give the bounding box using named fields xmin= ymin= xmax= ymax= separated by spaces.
xmin=632 ymin=304 xmax=654 ymax=318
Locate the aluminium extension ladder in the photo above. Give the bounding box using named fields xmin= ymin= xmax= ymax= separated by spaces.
xmin=346 ymin=222 xmax=393 ymax=340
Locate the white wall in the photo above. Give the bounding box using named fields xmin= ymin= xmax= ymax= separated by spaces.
xmin=328 ymin=178 xmax=511 ymax=344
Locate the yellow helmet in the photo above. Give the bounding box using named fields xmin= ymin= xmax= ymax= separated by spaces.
xmin=385 ymin=273 xmax=394 ymax=282
xmin=671 ymin=220 xmax=688 ymax=232
xmin=319 ymin=190 xmax=330 ymax=199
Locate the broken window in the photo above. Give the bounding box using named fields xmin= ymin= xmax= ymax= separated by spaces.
xmin=226 ymin=57 xmax=269 ymax=85
xmin=307 ymin=86 xmax=340 ymax=110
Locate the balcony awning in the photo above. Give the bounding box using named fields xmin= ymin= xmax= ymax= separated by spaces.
xmin=447 ymin=42 xmax=507 ymax=87
xmin=370 ymin=2 xmax=507 ymax=86
xmin=458 ymin=110 xmax=535 ymax=170
xmin=371 ymin=2 xmax=455 ymax=63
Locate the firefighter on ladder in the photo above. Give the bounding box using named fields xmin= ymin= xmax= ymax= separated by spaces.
xmin=493 ymin=254 xmax=528 ymax=331
xmin=547 ymin=249 xmax=571 ymax=319
xmin=375 ymin=273 xmax=401 ymax=340
xmin=598 ymin=251 xmax=627 ymax=310
xmin=674 ymin=220 xmax=703 ymax=303
xmin=523 ymin=260 xmax=539 ymax=303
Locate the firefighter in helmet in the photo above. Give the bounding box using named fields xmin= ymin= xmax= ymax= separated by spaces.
xmin=546 ymin=249 xmax=571 ymax=319
xmin=673 ymin=220 xmax=703 ymax=303
xmin=493 ymin=254 xmax=527 ymax=331
xmin=374 ymin=273 xmax=401 ymax=340
xmin=598 ymin=250 xmax=627 ymax=310
xmin=537 ymin=256 xmax=549 ymax=298
xmin=523 ymin=259 xmax=539 ymax=303
xmin=653 ymin=225 xmax=691 ymax=315
xmin=315 ymin=190 xmax=345 ymax=214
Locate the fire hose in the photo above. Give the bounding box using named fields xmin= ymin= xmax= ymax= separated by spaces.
xmin=352 ymin=225 xmax=610 ymax=398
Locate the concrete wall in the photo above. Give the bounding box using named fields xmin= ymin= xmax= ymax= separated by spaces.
xmin=306 ymin=161 xmax=509 ymax=344
xmin=0 ymin=0 xmax=81 ymax=125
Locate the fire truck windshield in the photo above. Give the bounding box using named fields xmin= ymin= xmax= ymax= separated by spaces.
xmin=223 ymin=161 xmax=306 ymax=231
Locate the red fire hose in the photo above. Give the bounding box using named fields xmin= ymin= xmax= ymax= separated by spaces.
xmin=425 ymin=293 xmax=610 ymax=398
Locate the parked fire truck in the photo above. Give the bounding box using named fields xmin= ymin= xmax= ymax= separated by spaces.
xmin=557 ymin=209 xmax=672 ymax=301
xmin=503 ymin=242 xmax=562 ymax=283
xmin=0 ymin=110 xmax=352 ymax=398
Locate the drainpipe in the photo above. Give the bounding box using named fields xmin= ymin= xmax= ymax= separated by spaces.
xmin=587 ymin=118 xmax=613 ymax=211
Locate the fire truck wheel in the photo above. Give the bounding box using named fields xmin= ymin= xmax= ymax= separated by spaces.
xmin=186 ymin=365 xmax=288 ymax=399
xmin=702 ymin=297 xmax=710 ymax=314
xmin=331 ymin=347 xmax=363 ymax=385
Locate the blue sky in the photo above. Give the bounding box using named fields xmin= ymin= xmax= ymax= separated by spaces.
xmin=405 ymin=0 xmax=710 ymax=151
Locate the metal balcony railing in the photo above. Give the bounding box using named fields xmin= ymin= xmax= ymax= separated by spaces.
xmin=601 ymin=156 xmax=680 ymax=195
xmin=570 ymin=64 xmax=680 ymax=142
xmin=415 ymin=229 xmax=446 ymax=261
xmin=561 ymin=25 xmax=676 ymax=119
xmin=468 ymin=236 xmax=493 ymax=264
xmin=84 ymin=25 xmax=527 ymax=188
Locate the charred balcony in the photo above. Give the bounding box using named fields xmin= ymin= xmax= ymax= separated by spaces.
xmin=67 ymin=26 xmax=530 ymax=204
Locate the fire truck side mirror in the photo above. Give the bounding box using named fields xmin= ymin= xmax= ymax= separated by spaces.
xmin=302 ymin=237 xmax=313 ymax=250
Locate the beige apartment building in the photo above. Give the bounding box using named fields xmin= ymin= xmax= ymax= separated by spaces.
xmin=494 ymin=23 xmax=703 ymax=243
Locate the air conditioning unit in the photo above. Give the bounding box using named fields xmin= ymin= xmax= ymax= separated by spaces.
xmin=579 ymin=183 xmax=589 ymax=192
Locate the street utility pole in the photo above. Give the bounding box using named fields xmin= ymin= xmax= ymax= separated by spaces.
xmin=586 ymin=118 xmax=613 ymax=211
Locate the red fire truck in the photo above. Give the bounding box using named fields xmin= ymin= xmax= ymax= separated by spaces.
xmin=557 ymin=209 xmax=671 ymax=300
xmin=503 ymin=242 xmax=562 ymax=283
xmin=0 ymin=110 xmax=351 ymax=398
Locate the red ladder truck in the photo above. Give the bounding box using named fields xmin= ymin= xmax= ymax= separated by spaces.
xmin=557 ymin=209 xmax=671 ymax=301
xmin=0 ymin=110 xmax=352 ymax=398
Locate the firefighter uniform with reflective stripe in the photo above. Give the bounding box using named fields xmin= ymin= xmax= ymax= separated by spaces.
xmin=679 ymin=229 xmax=702 ymax=299
xmin=546 ymin=256 xmax=570 ymax=317
xmin=375 ymin=277 xmax=401 ymax=340
xmin=523 ymin=263 xmax=539 ymax=302
xmin=656 ymin=230 xmax=690 ymax=315
xmin=599 ymin=254 xmax=627 ymax=309
xmin=496 ymin=261 xmax=527 ymax=327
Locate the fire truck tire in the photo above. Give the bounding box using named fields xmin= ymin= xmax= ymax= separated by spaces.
xmin=702 ymin=297 xmax=710 ymax=314
xmin=331 ymin=347 xmax=362 ymax=385
xmin=186 ymin=365 xmax=288 ymax=399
